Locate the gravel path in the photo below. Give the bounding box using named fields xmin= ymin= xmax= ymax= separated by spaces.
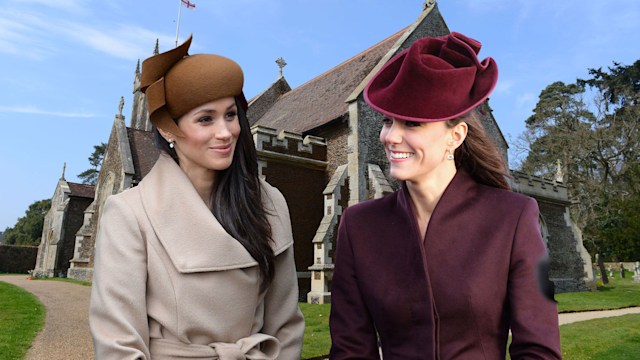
xmin=558 ymin=306 xmax=640 ymax=325
xmin=1 ymin=275 xmax=94 ymax=360
xmin=2 ymin=274 xmax=640 ymax=360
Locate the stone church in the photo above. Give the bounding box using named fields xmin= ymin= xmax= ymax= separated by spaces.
xmin=36 ymin=0 xmax=594 ymax=302
xmin=32 ymin=167 xmax=94 ymax=278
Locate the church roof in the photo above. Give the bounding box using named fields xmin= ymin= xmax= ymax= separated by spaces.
xmin=253 ymin=28 xmax=406 ymax=133
xmin=127 ymin=128 xmax=160 ymax=183
xmin=247 ymin=76 xmax=292 ymax=125
xmin=67 ymin=182 xmax=95 ymax=199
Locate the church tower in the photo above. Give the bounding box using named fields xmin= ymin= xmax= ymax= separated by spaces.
xmin=129 ymin=59 xmax=151 ymax=131
xmin=129 ymin=39 xmax=159 ymax=132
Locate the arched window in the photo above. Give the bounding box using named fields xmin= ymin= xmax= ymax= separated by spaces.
xmin=538 ymin=215 xmax=550 ymax=250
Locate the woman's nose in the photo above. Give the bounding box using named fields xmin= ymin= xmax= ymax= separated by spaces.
xmin=214 ymin=121 xmax=232 ymax=139
xmin=382 ymin=123 xmax=402 ymax=144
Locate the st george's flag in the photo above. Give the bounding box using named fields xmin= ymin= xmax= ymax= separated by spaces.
xmin=181 ymin=0 xmax=195 ymax=9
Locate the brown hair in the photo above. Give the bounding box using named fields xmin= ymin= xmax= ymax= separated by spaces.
xmin=447 ymin=110 xmax=511 ymax=190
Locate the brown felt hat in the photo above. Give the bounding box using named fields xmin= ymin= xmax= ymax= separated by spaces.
xmin=140 ymin=35 xmax=245 ymax=137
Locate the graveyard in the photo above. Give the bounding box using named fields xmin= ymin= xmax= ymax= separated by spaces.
xmin=2 ymin=269 xmax=639 ymax=359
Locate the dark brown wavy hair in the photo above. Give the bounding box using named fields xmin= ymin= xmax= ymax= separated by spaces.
xmin=447 ymin=110 xmax=511 ymax=190
xmin=154 ymin=97 xmax=275 ymax=291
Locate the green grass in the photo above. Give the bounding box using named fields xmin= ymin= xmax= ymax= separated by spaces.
xmin=301 ymin=309 xmax=640 ymax=360
xmin=2 ymin=273 xmax=638 ymax=359
xmin=506 ymin=314 xmax=640 ymax=359
xmin=555 ymin=272 xmax=640 ymax=359
xmin=297 ymin=275 xmax=640 ymax=359
xmin=0 ymin=281 xmax=45 ymax=360
xmin=557 ymin=271 xmax=640 ymax=312
xmin=560 ymin=314 xmax=640 ymax=359
xmin=300 ymin=303 xmax=331 ymax=359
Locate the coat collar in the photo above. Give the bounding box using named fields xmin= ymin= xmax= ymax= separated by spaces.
xmin=138 ymin=152 xmax=291 ymax=273
xmin=399 ymin=168 xmax=480 ymax=241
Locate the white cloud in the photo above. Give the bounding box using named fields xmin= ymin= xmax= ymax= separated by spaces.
xmin=7 ymin=0 xmax=89 ymax=15
xmin=516 ymin=92 xmax=536 ymax=110
xmin=0 ymin=8 xmax=173 ymax=62
xmin=495 ymin=79 xmax=514 ymax=95
xmin=0 ymin=105 xmax=97 ymax=118
xmin=59 ymin=22 xmax=174 ymax=61
xmin=0 ymin=12 xmax=58 ymax=59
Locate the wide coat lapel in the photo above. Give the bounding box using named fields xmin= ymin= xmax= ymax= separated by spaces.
xmin=138 ymin=153 xmax=291 ymax=273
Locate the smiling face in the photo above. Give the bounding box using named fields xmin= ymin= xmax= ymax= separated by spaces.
xmin=379 ymin=117 xmax=466 ymax=184
xmin=164 ymin=96 xmax=241 ymax=180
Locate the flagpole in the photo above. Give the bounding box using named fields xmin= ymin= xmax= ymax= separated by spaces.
xmin=175 ymin=0 xmax=182 ymax=47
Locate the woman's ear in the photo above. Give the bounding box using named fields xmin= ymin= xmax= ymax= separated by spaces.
xmin=450 ymin=122 xmax=468 ymax=149
xmin=157 ymin=128 xmax=175 ymax=143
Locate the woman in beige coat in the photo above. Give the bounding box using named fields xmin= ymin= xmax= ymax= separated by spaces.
xmin=89 ymin=35 xmax=305 ymax=359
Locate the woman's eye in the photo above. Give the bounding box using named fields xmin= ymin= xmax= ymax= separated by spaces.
xmin=197 ymin=116 xmax=212 ymax=123
xmin=382 ymin=117 xmax=392 ymax=125
xmin=406 ymin=121 xmax=422 ymax=127
xmin=225 ymin=111 xmax=238 ymax=120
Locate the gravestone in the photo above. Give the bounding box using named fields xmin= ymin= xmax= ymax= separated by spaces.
xmin=596 ymin=254 xmax=608 ymax=284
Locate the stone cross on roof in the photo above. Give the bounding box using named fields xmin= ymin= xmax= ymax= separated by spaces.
xmin=276 ymin=57 xmax=287 ymax=77
xmin=555 ymin=159 xmax=564 ymax=183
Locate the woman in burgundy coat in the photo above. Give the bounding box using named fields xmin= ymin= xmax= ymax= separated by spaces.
xmin=329 ymin=32 xmax=562 ymax=359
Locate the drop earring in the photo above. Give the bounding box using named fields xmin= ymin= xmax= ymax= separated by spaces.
xmin=446 ymin=149 xmax=454 ymax=160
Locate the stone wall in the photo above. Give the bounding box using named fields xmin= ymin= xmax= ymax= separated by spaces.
xmin=33 ymin=199 xmax=59 ymax=277
xmin=310 ymin=117 xmax=349 ymax=181
xmin=403 ymin=3 xmax=450 ymax=46
xmin=68 ymin=116 xmax=131 ymax=281
xmin=537 ymin=200 xmax=592 ymax=292
xmin=510 ymin=172 xmax=594 ymax=292
xmin=67 ymin=202 xmax=96 ymax=281
xmin=253 ymin=126 xmax=328 ymax=300
xmin=54 ymin=196 xmax=93 ymax=276
xmin=0 ymin=245 xmax=38 ymax=274
xmin=475 ymin=103 xmax=508 ymax=164
xmin=100 ymin=118 xmax=128 ymax=197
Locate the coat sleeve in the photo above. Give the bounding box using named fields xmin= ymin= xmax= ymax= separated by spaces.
xmin=261 ymin=245 xmax=305 ymax=359
xmin=89 ymin=195 xmax=151 ymax=360
xmin=329 ymin=209 xmax=380 ymax=359
xmin=508 ymin=197 xmax=562 ymax=359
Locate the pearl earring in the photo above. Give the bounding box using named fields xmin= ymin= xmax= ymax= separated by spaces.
xmin=169 ymin=140 xmax=174 ymax=149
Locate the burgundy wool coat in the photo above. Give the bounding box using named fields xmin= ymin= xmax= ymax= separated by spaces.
xmin=329 ymin=170 xmax=561 ymax=359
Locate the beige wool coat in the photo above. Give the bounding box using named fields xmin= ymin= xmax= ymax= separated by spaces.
xmin=89 ymin=153 xmax=305 ymax=359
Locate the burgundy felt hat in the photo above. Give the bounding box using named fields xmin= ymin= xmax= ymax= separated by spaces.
xmin=140 ymin=35 xmax=246 ymax=137
xmin=364 ymin=31 xmax=498 ymax=122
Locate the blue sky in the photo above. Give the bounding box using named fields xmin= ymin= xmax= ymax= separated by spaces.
xmin=1 ymin=0 xmax=639 ymax=230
